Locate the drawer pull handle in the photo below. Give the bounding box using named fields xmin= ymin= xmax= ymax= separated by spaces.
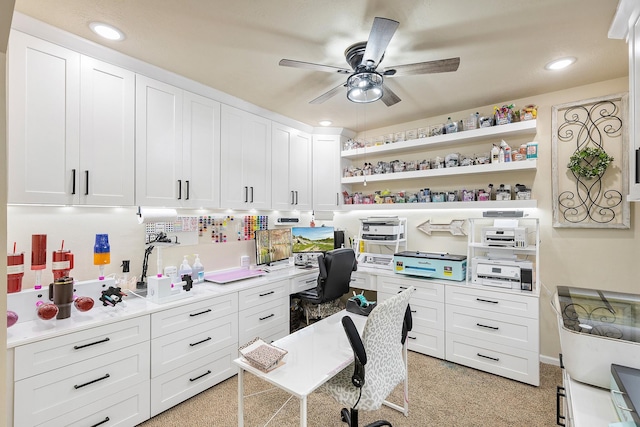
xmin=190 ymin=370 xmax=212 ymax=382
xmin=476 ymin=323 xmax=499 ymax=330
xmin=556 ymin=386 xmax=566 ymax=426
xmin=476 ymin=298 xmax=498 ymax=304
xmin=190 ymin=309 xmax=212 ymax=317
xmin=305 ymin=279 xmax=316 ymax=284
xmin=411 ymin=310 xmax=417 ymax=313
xmin=477 ymin=353 xmax=499 ymax=362
xmin=259 ymin=313 xmax=275 ymax=321
xmin=73 ymin=337 xmax=110 ymax=350
xmin=399 ymin=286 xmax=408 ymax=290
xmin=408 ymin=335 xmax=417 ymax=340
xmin=74 ymin=373 xmax=110 ymax=389
xmin=189 ymin=336 xmax=212 ymax=347
xmin=259 ymin=291 xmax=275 ymax=297
xmin=90 ymin=417 xmax=110 ymax=427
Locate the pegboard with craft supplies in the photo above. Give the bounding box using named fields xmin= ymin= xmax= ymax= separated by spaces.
xmin=198 ymin=215 xmax=269 ymax=243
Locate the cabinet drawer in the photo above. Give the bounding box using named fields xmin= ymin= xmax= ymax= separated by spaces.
xmin=350 ymin=271 xmax=374 ymax=290
xmin=406 ymin=327 xmax=445 ymax=359
xmin=446 ymin=305 xmax=539 ymax=352
xmin=151 ymin=292 xmax=238 ymax=339
xmin=446 ymin=285 xmax=539 ymax=319
xmin=446 ymin=333 xmax=539 ymax=386
xmin=14 ymin=316 xmax=149 ymax=380
xmin=14 ymin=341 xmax=150 ymax=426
xmin=238 ymin=280 xmax=288 ymax=311
xmin=239 ymin=299 xmax=289 ymax=346
xmin=35 ymin=380 xmax=150 ymax=427
xmin=151 ymin=313 xmax=238 ymax=377
xmin=376 ymin=275 xmax=444 ymax=303
xmin=379 ymin=291 xmax=444 ymax=331
xmin=290 ymin=273 xmax=318 ymax=294
xmin=150 ymin=344 xmax=236 ymax=417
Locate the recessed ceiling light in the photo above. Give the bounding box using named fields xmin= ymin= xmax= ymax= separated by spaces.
xmin=545 ymin=57 xmax=576 ymax=71
xmin=319 ymin=120 xmax=332 ymax=126
xmin=89 ymin=22 xmax=125 ymax=41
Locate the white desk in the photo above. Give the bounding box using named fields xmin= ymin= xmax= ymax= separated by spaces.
xmin=234 ymin=310 xmax=368 ymax=427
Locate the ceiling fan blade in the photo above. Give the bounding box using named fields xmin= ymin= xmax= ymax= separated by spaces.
xmin=361 ymin=17 xmax=399 ymax=68
xmin=385 ymin=57 xmax=460 ymax=76
xmin=309 ymin=83 xmax=346 ymax=104
xmin=381 ymin=83 xmax=401 ymax=107
xmin=279 ymin=59 xmax=351 ymax=74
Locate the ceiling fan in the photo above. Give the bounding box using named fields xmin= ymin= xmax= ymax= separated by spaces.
xmin=279 ymin=17 xmax=460 ymax=107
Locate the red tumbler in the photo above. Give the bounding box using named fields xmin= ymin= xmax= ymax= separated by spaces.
xmin=7 ymin=252 xmax=24 ymax=293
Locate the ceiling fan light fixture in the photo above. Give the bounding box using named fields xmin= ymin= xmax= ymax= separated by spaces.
xmin=347 ymin=71 xmax=383 ymax=103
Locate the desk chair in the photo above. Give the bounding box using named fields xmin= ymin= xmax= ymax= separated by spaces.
xmin=323 ymin=286 xmax=415 ymax=427
xmin=294 ymin=248 xmax=357 ymax=324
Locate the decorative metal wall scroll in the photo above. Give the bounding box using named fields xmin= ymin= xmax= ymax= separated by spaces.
xmin=552 ymin=93 xmax=629 ymax=228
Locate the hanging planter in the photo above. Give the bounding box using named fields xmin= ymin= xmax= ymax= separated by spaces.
xmin=567 ymin=147 xmax=614 ymax=180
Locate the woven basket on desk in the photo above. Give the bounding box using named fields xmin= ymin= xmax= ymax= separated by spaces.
xmin=239 ymin=337 xmax=288 ymax=373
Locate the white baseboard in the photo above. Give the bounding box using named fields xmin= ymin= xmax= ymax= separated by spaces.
xmin=540 ymin=354 xmax=560 ymax=366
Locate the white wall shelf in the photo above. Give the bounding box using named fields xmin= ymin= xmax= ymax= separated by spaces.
xmin=341 ymin=200 xmax=537 ymax=210
xmin=341 ymin=120 xmax=537 ymax=160
xmin=342 ymin=159 xmax=537 ymax=185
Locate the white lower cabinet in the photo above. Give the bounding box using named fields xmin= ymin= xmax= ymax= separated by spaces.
xmin=12 ymin=317 xmax=151 ymax=427
xmin=445 ymin=284 xmax=540 ymax=386
xmin=376 ymin=275 xmax=446 ymax=359
xmin=149 ymin=293 xmax=239 ymax=415
xmin=238 ymin=280 xmax=290 ymax=345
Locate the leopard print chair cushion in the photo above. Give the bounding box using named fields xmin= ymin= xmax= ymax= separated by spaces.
xmin=321 ymin=286 xmax=414 ymax=411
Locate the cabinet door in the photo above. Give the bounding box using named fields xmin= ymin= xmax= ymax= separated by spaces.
xmin=8 ymin=31 xmax=80 ymax=204
xmin=630 ymin=12 xmax=640 ymax=200
xmin=271 ymin=123 xmax=294 ymax=210
xmin=220 ymin=105 xmax=271 ymax=209
xmin=290 ymin=131 xmax=312 ymax=210
xmin=135 ymin=75 xmax=183 ymax=206
xmin=312 ymin=135 xmax=342 ymax=211
xmin=80 ymin=57 xmax=135 ymax=206
xmin=182 ymin=91 xmax=221 ymax=208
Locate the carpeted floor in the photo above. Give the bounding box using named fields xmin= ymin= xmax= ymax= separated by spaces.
xmin=138 ymin=351 xmax=561 ymax=427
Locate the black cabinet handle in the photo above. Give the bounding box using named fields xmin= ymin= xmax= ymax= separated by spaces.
xmin=74 ymin=337 xmax=110 ymax=350
xmin=295 ymin=191 xmax=298 ymax=205
xmin=74 ymin=373 xmax=110 ymax=389
xmin=250 ymin=186 xmax=254 ymax=203
xmin=476 ymin=298 xmax=498 ymax=304
xmin=259 ymin=291 xmax=275 ymax=297
xmin=178 ymin=180 xmax=182 ymax=200
xmin=291 ymin=190 xmax=295 ymax=205
xmin=244 ymin=186 xmax=248 ymax=203
xmin=407 ymin=335 xmax=417 ymax=340
xmin=186 ymin=180 xmax=190 ymax=200
xmin=559 ymin=353 xmax=564 ymax=369
xmin=635 ymin=148 xmax=640 ymax=184
xmin=189 ymin=336 xmax=212 ymax=347
xmin=84 ymin=170 xmax=89 ymax=195
xmin=336 ymin=193 xmax=339 ymax=206
xmin=259 ymin=313 xmax=275 ymax=321
xmin=90 ymin=417 xmax=110 ymax=427
xmin=71 ymin=169 xmax=76 ymax=194
xmin=476 ymin=323 xmax=499 ymax=330
xmin=190 ymin=370 xmax=212 ymax=382
xmin=477 ymin=353 xmax=499 ymax=362
xmin=556 ymin=386 xmax=566 ymax=426
xmin=189 ymin=308 xmax=212 ymax=317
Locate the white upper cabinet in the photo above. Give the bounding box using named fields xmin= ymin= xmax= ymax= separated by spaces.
xmin=220 ymin=105 xmax=272 ymax=210
xmin=610 ymin=0 xmax=640 ymax=200
xmin=312 ymin=135 xmax=343 ymax=211
xmin=80 ymin=56 xmax=135 ymax=206
xmin=8 ymin=31 xmax=135 ymax=206
xmin=271 ymin=123 xmax=312 ymax=211
xmin=135 ymin=76 xmax=221 ymax=208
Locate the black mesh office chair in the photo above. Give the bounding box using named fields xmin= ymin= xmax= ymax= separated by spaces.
xmin=295 ymin=248 xmax=357 ymax=324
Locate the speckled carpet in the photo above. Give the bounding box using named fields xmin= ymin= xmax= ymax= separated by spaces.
xmin=138 ymin=351 xmax=561 ymax=427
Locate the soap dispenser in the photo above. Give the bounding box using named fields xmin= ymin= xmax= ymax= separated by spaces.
xmin=178 ymin=256 xmax=193 ymax=281
xmin=192 ymin=254 xmax=204 ymax=283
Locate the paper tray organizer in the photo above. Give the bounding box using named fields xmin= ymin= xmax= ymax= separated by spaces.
xmin=239 ymin=337 xmax=288 ymax=372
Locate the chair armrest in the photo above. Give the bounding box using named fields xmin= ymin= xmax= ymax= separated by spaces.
xmin=342 ymin=316 xmax=366 ymax=365
xmin=318 ymin=253 xmax=328 ymax=279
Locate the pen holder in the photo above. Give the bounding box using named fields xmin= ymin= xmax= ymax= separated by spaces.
xmin=346 ymin=298 xmax=377 ymax=316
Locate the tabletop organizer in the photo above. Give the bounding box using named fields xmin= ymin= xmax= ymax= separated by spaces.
xmin=239 ymin=337 xmax=288 ymax=372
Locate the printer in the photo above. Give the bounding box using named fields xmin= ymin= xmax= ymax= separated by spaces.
xmin=482 ymin=226 xmax=528 ymax=248
xmin=393 ymin=251 xmax=467 ymax=281
xmin=471 ymin=257 xmax=533 ymax=291
xmin=360 ymin=217 xmax=405 ymax=241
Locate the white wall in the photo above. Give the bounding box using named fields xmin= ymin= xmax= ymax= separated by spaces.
xmin=332 ymin=76 xmax=634 ymax=361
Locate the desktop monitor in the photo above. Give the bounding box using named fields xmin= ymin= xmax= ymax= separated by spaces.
xmin=255 ymin=228 xmax=292 ymax=266
xmin=291 ymin=226 xmax=335 ymax=253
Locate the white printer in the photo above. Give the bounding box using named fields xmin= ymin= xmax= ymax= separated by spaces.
xmin=471 ymin=257 xmax=533 ymax=291
xmin=482 ymin=226 xmax=528 ymax=248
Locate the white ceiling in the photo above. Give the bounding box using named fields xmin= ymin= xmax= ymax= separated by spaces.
xmin=12 ymin=0 xmax=628 ymax=131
